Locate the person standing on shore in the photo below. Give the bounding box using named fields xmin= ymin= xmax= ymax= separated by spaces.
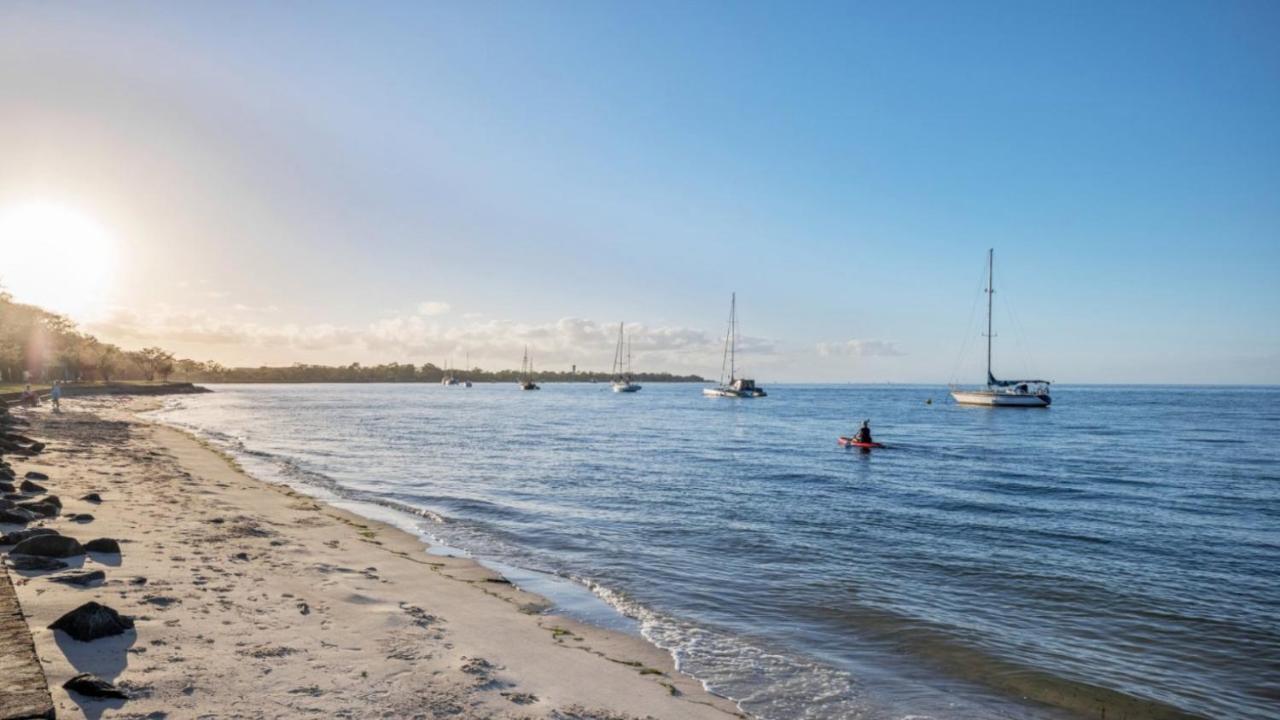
xmin=51 ymin=381 xmax=62 ymax=412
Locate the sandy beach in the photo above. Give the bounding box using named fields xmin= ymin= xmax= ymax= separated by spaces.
xmin=2 ymin=396 xmax=744 ymax=719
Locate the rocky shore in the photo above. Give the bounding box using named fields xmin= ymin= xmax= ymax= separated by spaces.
xmin=0 ymin=395 xmax=743 ymax=719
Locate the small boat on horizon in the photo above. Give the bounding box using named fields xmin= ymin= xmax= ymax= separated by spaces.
xmin=610 ymin=322 xmax=641 ymax=393
xmin=950 ymin=249 xmax=1051 ymax=407
xmin=704 ymin=292 xmax=766 ymax=398
xmin=519 ymin=346 xmax=540 ymax=391
xmin=441 ymin=359 xmax=460 ymax=386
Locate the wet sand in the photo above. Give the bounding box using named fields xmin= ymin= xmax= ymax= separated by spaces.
xmin=3 ymin=397 xmax=744 ymax=719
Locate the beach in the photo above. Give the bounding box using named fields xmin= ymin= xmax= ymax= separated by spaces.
xmin=2 ymin=395 xmax=743 ymax=719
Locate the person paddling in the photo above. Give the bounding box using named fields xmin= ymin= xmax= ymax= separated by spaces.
xmin=854 ymin=420 xmax=873 ymax=444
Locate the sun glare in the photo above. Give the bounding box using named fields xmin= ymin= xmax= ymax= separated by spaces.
xmin=0 ymin=201 xmax=118 ymax=320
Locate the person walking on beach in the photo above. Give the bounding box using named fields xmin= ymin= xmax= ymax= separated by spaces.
xmin=51 ymin=381 xmax=62 ymax=412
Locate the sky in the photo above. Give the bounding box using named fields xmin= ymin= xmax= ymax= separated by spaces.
xmin=1 ymin=1 xmax=1277 ymax=383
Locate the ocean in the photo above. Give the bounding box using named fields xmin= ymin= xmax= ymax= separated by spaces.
xmin=149 ymin=383 xmax=1279 ymax=719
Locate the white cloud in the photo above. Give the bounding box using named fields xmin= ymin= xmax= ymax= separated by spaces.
xmin=816 ymin=339 xmax=905 ymax=358
xmin=84 ymin=307 xmax=773 ymax=371
xmin=417 ymin=301 xmax=451 ymax=316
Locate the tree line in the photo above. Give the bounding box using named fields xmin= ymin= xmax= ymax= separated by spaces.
xmin=0 ymin=291 xmax=704 ymax=385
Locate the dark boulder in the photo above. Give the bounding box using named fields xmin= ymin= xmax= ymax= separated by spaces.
xmin=49 ymin=602 xmax=134 ymax=642
xmin=15 ymin=501 xmax=58 ymax=518
xmin=9 ymin=555 xmax=67 ymax=571
xmin=19 ymin=479 xmax=45 ymax=493
xmin=27 ymin=441 xmax=46 ymax=454
xmin=81 ymin=492 xmax=103 ymax=503
xmin=0 ymin=507 xmax=36 ymax=524
xmin=0 ymin=481 xmax=14 ymax=493
xmin=41 ymin=495 xmax=62 ymax=509
xmin=85 ymin=538 xmax=121 ymax=554
xmin=63 ymin=673 xmax=128 ymax=699
xmin=0 ymin=527 xmax=59 ymax=545
xmin=0 ymin=498 xmax=11 ymax=510
xmin=11 ymin=534 xmax=84 ymax=557
xmin=50 ymin=570 xmax=107 ymax=587
xmin=24 ymin=471 xmax=49 ymax=480
xmin=68 ymin=513 xmax=95 ymax=523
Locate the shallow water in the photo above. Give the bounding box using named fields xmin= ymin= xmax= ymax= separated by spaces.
xmin=151 ymin=383 xmax=1280 ymax=719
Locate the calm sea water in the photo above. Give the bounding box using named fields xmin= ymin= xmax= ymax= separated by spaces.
xmin=151 ymin=384 xmax=1279 ymax=720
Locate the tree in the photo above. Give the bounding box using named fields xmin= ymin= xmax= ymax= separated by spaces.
xmin=96 ymin=346 xmax=119 ymax=383
xmin=135 ymin=347 xmax=175 ymax=382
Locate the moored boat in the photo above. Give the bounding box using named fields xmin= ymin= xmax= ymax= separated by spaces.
xmin=518 ymin=346 xmax=540 ymax=391
xmin=950 ymin=249 xmax=1051 ymax=407
xmin=703 ymin=292 xmax=766 ymax=398
xmin=610 ymin=322 xmax=641 ymax=393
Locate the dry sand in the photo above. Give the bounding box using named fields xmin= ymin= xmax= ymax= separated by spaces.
xmin=3 ymin=397 xmax=745 ymax=719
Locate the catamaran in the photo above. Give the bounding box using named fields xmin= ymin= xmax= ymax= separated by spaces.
xmin=950 ymin=249 xmax=1051 ymax=407
xmin=610 ymin=322 xmax=641 ymax=393
xmin=518 ymin=346 xmax=540 ymax=391
xmin=704 ymin=292 xmax=766 ymax=398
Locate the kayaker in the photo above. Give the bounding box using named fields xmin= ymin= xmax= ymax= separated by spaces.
xmin=854 ymin=420 xmax=873 ymax=444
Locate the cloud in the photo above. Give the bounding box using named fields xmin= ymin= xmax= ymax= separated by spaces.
xmin=417 ymin=301 xmax=451 ymax=316
xmin=816 ymin=339 xmax=905 ymax=358
xmin=84 ymin=307 xmax=772 ymax=370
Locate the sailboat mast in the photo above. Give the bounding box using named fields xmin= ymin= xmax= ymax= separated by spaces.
xmin=730 ymin=292 xmax=737 ymax=382
xmin=986 ymin=248 xmax=994 ymax=383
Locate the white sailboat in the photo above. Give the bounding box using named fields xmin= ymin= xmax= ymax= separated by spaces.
xmin=611 ymin=322 xmax=642 ymax=393
xmin=519 ymin=346 xmax=540 ymax=391
xmin=441 ymin=359 xmax=460 ymax=386
xmin=950 ymin=249 xmax=1051 ymax=407
xmin=703 ymin=292 xmax=766 ymax=398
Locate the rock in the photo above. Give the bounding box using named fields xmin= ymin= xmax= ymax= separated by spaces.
xmin=24 ymin=471 xmax=49 ymax=480
xmin=50 ymin=570 xmax=107 ymax=587
xmin=0 ymin=481 xmax=14 ymax=493
xmin=63 ymin=672 xmax=128 ymax=698
xmin=49 ymin=602 xmax=135 ymax=641
xmin=41 ymin=495 xmax=62 ymax=509
xmin=15 ymin=501 xmax=58 ymax=518
xmin=68 ymin=513 xmax=95 ymax=523
xmin=81 ymin=492 xmax=103 ymax=503
xmin=19 ymin=479 xmax=45 ymax=493
xmin=129 ymin=576 xmax=147 ymax=585
xmin=9 ymin=555 xmax=67 ymax=571
xmin=0 ymin=507 xmax=36 ymax=524
xmin=85 ymin=538 xmax=121 ymax=554
xmin=27 ymin=441 xmax=46 ymax=454
xmin=0 ymin=527 xmax=60 ymax=545
xmin=11 ymin=534 xmax=84 ymax=557
xmin=0 ymin=498 xmax=11 ymax=510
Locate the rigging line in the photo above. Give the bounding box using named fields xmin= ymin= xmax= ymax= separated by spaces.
xmin=948 ymin=255 xmax=990 ymax=384
xmin=1000 ymin=272 xmax=1038 ymax=380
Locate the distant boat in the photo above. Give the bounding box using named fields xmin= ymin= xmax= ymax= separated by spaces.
xmin=441 ymin=359 xmax=460 ymax=386
xmin=703 ymin=292 xmax=766 ymax=398
xmin=950 ymin=249 xmax=1051 ymax=407
xmin=610 ymin=322 xmax=641 ymax=393
xmin=519 ymin=346 xmax=540 ymax=391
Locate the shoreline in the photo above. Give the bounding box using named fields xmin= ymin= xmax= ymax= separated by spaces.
xmin=3 ymin=397 xmax=745 ymax=719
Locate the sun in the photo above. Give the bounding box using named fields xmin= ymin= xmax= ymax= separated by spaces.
xmin=0 ymin=201 xmax=118 ymax=320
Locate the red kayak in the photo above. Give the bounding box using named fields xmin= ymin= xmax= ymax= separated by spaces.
xmin=838 ymin=437 xmax=884 ymax=449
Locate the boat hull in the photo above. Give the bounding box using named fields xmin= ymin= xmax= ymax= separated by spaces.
xmin=950 ymin=390 xmax=1050 ymax=407
xmin=703 ymin=387 xmax=767 ymax=398
xmin=838 ymin=437 xmax=884 ymax=449
xmin=612 ymin=383 xmax=641 ymax=393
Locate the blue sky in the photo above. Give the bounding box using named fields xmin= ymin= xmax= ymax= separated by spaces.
xmin=1 ymin=1 xmax=1277 ymax=382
